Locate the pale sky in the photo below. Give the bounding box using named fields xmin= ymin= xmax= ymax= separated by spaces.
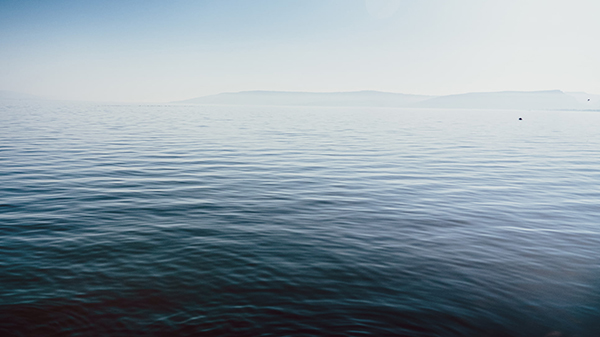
xmin=1 ymin=0 xmax=599 ymax=102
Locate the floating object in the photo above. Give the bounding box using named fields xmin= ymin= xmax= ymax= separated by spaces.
xmin=519 ymin=117 xmax=522 ymax=120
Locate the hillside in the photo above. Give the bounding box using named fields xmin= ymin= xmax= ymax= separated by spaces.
xmin=175 ymin=89 xmax=600 ymax=110
xmin=176 ymin=90 xmax=435 ymax=107
xmin=416 ymin=90 xmax=583 ymax=110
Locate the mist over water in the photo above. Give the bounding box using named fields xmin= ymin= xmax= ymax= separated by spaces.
xmin=1 ymin=102 xmax=600 ymax=336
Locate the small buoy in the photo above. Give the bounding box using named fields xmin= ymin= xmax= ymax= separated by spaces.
xmin=588 ymin=98 xmax=591 ymax=101
xmin=519 ymin=117 xmax=522 ymax=120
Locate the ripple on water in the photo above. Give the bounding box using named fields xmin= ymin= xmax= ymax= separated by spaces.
xmin=1 ymin=104 xmax=600 ymax=336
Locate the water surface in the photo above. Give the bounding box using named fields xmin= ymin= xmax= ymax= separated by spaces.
xmin=1 ymin=102 xmax=600 ymax=336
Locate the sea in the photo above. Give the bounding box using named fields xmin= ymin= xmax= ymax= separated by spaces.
xmin=1 ymin=102 xmax=600 ymax=336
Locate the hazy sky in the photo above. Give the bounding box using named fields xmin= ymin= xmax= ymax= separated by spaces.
xmin=1 ymin=0 xmax=599 ymax=102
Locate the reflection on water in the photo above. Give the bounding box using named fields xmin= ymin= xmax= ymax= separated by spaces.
xmin=1 ymin=102 xmax=600 ymax=336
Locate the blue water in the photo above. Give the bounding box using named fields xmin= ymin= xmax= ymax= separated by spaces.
xmin=1 ymin=102 xmax=600 ymax=336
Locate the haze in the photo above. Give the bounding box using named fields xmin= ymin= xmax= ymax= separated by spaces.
xmin=1 ymin=0 xmax=599 ymax=103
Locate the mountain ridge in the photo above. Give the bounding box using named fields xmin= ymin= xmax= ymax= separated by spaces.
xmin=177 ymin=90 xmax=435 ymax=107
xmin=415 ymin=90 xmax=584 ymax=110
xmin=175 ymin=89 xmax=599 ymax=110
xmin=2 ymin=89 xmax=599 ymax=110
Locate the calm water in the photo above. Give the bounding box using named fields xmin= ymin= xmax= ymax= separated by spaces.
xmin=1 ymin=102 xmax=600 ymax=336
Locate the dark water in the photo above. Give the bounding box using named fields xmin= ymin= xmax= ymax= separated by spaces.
xmin=2 ymin=102 xmax=600 ymax=336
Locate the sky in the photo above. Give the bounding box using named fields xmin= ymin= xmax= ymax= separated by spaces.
xmin=1 ymin=0 xmax=599 ymax=102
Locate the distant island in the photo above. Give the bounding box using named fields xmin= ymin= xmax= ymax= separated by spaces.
xmin=176 ymin=90 xmax=435 ymax=108
xmin=175 ymin=90 xmax=600 ymax=110
xmin=415 ymin=90 xmax=583 ymax=110
xmin=2 ymin=89 xmax=599 ymax=110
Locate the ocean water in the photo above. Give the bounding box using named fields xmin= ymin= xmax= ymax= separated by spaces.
xmin=1 ymin=102 xmax=600 ymax=336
